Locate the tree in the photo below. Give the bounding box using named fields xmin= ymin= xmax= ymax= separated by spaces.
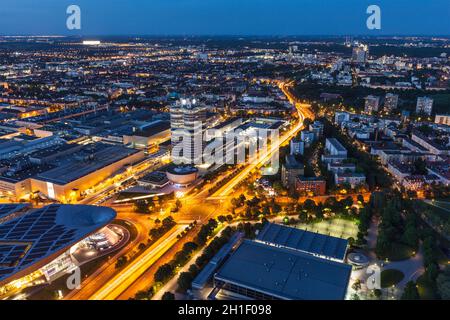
xmin=115 ymin=256 xmax=128 ymax=269
xmin=272 ymin=203 xmax=282 ymax=214
xmin=357 ymin=194 xmax=365 ymax=204
xmin=273 ymin=181 xmax=286 ymax=194
xmin=217 ymin=215 xmax=227 ymax=223
xmin=161 ymin=292 xmax=175 ymax=300
xmin=162 ymin=216 xmax=176 ymax=228
xmin=178 ymin=272 xmax=194 ymax=292
xmin=135 ymin=288 xmax=154 ymax=300
xmin=342 ymin=196 xmax=354 ymax=208
xmin=298 ymin=211 xmax=308 ymax=223
xmin=350 ymin=293 xmax=360 ymax=300
xmin=401 ymin=281 xmax=420 ymax=300
xmin=376 ymin=230 xmax=392 ymax=257
xmin=154 ymin=264 xmax=174 ymax=283
xmin=437 ymin=266 xmax=450 ymax=300
xmin=303 ymin=118 xmax=312 ymax=128
xmin=183 ymin=241 xmax=198 ymax=254
xmin=423 ymin=236 xmax=438 ymax=267
xmin=134 ymin=200 xmax=152 ymax=214
xmin=188 ymin=264 xmax=199 ymax=276
xmin=325 ymin=196 xmax=338 ymax=209
xmin=303 ymin=199 xmax=316 ymax=211
xmin=373 ymin=289 xmax=382 ymax=299
xmin=402 ymin=222 xmax=418 ymax=249
xmin=352 ymin=279 xmax=362 ymax=291
xmin=347 ymin=237 xmax=355 ymax=247
xmin=413 ymin=158 xmax=428 ymax=175
xmin=426 ymin=263 xmax=439 ymax=283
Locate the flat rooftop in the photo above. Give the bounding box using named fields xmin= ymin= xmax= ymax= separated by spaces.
xmin=28 ymin=143 xmax=81 ymax=160
xmin=326 ymin=138 xmax=347 ymax=152
xmin=139 ymin=171 xmax=169 ymax=184
xmin=36 ymin=144 xmax=141 ymax=185
xmin=256 ymin=223 xmax=348 ymax=261
xmin=215 ymin=240 xmax=352 ymax=300
xmin=284 ymin=155 xmax=304 ymax=170
xmin=134 ymin=120 xmax=170 ymax=137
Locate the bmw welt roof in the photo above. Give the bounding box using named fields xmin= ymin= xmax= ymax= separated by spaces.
xmin=256 ymin=223 xmax=348 ymax=261
xmin=0 ymin=204 xmax=116 ymax=285
xmin=215 ymin=240 xmax=351 ymax=300
xmin=0 ymin=204 xmax=30 ymax=219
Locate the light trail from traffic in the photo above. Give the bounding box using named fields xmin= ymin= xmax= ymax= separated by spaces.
xmin=89 ymin=224 xmax=186 ymax=300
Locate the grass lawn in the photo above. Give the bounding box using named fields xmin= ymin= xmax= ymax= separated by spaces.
xmin=381 ymin=269 xmax=405 ymax=288
xmin=380 ymin=242 xmax=415 ymax=261
xmin=296 ymin=218 xmax=358 ymax=239
xmin=416 ymin=274 xmax=438 ymax=300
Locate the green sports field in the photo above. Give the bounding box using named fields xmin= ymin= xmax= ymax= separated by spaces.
xmin=296 ymin=218 xmax=358 ymax=240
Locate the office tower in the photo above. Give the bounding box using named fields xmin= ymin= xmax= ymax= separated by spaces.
xmin=170 ymin=98 xmax=206 ymax=164
xmin=416 ymin=97 xmax=434 ymax=115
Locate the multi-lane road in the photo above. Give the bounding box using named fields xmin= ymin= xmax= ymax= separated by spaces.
xmin=89 ymin=224 xmax=186 ymax=300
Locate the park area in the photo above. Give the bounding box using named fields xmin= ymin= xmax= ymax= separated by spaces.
xmin=296 ymin=218 xmax=358 ymax=240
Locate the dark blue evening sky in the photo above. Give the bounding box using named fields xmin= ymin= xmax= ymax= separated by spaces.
xmin=0 ymin=0 xmax=449 ymax=36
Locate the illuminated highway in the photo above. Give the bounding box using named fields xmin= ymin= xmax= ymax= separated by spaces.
xmin=89 ymin=224 xmax=186 ymax=300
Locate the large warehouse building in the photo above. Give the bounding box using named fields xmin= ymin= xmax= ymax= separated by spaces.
xmin=210 ymin=223 xmax=352 ymax=300
xmin=0 ymin=142 xmax=144 ymax=202
xmin=214 ymin=240 xmax=352 ymax=300
xmin=31 ymin=143 xmax=144 ymax=202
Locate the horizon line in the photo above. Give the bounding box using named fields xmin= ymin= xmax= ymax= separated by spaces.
xmin=1 ymin=34 xmax=450 ymax=39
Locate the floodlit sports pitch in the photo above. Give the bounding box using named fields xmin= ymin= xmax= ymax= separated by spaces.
xmin=296 ymin=218 xmax=358 ymax=240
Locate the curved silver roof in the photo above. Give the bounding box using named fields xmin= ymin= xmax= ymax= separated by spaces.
xmin=0 ymin=204 xmax=116 ymax=284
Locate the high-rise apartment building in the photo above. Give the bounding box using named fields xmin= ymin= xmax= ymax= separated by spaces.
xmin=364 ymin=95 xmax=380 ymax=114
xmin=416 ymin=97 xmax=433 ymax=115
xmin=383 ymin=93 xmax=399 ymax=112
